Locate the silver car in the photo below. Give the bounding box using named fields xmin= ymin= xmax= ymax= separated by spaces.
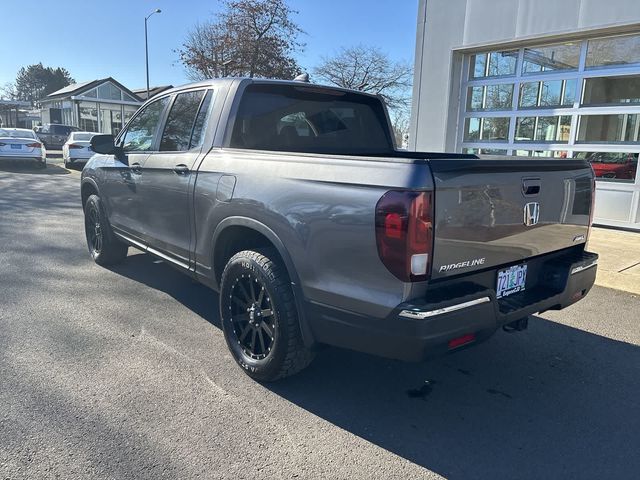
xmin=63 ymin=131 xmax=98 ymax=168
xmin=0 ymin=128 xmax=46 ymax=168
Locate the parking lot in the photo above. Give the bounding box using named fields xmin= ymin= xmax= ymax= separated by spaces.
xmin=1 ymin=158 xmax=639 ymax=479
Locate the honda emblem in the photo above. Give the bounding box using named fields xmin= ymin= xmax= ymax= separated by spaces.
xmin=523 ymin=202 xmax=540 ymax=226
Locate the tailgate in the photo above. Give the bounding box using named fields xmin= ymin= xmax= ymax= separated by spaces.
xmin=428 ymin=157 xmax=593 ymax=280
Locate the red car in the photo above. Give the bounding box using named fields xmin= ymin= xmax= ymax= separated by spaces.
xmin=581 ymin=152 xmax=638 ymax=180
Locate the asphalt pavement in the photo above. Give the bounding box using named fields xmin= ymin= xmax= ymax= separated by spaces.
xmin=1 ymin=159 xmax=639 ymax=479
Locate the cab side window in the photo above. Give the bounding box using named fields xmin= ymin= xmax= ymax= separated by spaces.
xmin=122 ymin=97 xmax=170 ymax=151
xmin=159 ymin=89 xmax=213 ymax=152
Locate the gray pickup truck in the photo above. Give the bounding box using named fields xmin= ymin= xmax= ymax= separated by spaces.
xmin=81 ymin=78 xmax=598 ymax=381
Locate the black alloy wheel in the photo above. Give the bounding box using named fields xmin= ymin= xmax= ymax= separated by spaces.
xmin=85 ymin=202 xmax=103 ymax=257
xmin=229 ymin=272 xmax=277 ymax=360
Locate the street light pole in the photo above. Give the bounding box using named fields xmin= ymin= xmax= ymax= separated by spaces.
xmin=145 ymin=8 xmax=162 ymax=99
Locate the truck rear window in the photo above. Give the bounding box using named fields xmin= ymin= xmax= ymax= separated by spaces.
xmin=230 ymin=84 xmax=393 ymax=155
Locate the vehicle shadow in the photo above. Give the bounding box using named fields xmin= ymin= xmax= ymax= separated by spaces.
xmin=0 ymin=162 xmax=70 ymax=175
xmin=109 ymin=252 xmax=640 ymax=479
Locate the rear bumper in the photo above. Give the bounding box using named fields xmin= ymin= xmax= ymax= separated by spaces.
xmin=0 ymin=155 xmax=44 ymax=163
xmin=306 ymin=248 xmax=598 ymax=361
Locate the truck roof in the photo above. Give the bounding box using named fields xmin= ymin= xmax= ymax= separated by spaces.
xmin=157 ymin=77 xmax=382 ymax=100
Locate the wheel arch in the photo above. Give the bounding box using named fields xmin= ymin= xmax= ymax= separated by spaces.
xmin=211 ymin=217 xmax=315 ymax=348
xmin=80 ymin=178 xmax=100 ymax=209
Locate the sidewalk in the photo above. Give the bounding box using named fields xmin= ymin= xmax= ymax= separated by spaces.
xmin=588 ymin=227 xmax=640 ymax=295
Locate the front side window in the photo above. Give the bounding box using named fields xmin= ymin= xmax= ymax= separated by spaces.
xmin=121 ymin=97 xmax=169 ymax=151
xmin=159 ymin=90 xmax=206 ymax=151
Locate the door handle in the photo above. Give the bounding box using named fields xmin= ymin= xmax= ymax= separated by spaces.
xmin=174 ymin=164 xmax=189 ymax=175
xmin=130 ymin=162 xmax=142 ymax=174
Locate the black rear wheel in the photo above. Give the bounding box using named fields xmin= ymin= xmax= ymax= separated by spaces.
xmin=220 ymin=249 xmax=314 ymax=381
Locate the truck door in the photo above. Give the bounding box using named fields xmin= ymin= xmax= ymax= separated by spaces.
xmin=102 ymin=96 xmax=170 ymax=240
xmin=136 ymin=89 xmax=214 ymax=267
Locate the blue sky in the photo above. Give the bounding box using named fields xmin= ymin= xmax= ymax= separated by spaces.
xmin=0 ymin=0 xmax=418 ymax=91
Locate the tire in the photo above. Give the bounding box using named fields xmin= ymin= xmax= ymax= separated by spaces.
xmin=36 ymin=160 xmax=46 ymax=169
xmin=84 ymin=194 xmax=128 ymax=266
xmin=219 ymin=249 xmax=314 ymax=381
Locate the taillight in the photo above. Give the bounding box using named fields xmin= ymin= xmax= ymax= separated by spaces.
xmin=375 ymin=190 xmax=434 ymax=282
xmin=26 ymin=142 xmax=41 ymax=148
xmin=68 ymin=144 xmax=83 ymax=149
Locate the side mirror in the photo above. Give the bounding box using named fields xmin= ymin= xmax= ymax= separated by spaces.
xmin=90 ymin=134 xmax=116 ymax=154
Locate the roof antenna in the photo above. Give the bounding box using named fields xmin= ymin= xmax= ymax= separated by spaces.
xmin=293 ymin=73 xmax=310 ymax=83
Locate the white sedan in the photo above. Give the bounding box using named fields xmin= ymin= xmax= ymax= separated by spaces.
xmin=62 ymin=132 xmax=99 ymax=168
xmin=0 ymin=128 xmax=46 ymax=168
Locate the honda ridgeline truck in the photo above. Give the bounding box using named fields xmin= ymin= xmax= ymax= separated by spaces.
xmin=81 ymin=78 xmax=598 ymax=381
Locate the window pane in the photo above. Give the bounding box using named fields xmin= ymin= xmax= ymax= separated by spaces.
xmin=577 ymin=114 xmax=640 ymax=143
xmin=488 ymin=51 xmax=517 ymax=77
xmin=83 ymin=88 xmax=97 ymax=98
xmin=470 ymin=53 xmax=487 ymax=79
xmin=563 ymin=79 xmax=577 ymax=106
xmin=586 ymin=33 xmax=640 ymax=68
xmin=515 ymin=117 xmax=535 ymax=141
xmin=519 ymin=83 xmax=539 ymax=108
xmin=469 ymin=50 xmax=516 ymax=78
xmin=463 ymin=117 xmax=509 ymax=142
xmin=516 ymin=116 xmax=570 ymax=142
xmin=522 ymin=42 xmax=580 ymax=73
xmin=519 ymin=79 xmax=576 ymax=108
xmin=464 ymin=117 xmax=481 ymax=141
xmin=515 ymin=149 xmax=568 ymax=158
xmin=482 ymin=117 xmax=510 ymax=141
xmin=467 ymin=84 xmax=513 ymax=111
xmin=539 ymin=80 xmax=563 ymax=106
xmin=79 ymin=103 xmax=98 ymax=132
xmin=189 ymin=90 xmax=214 ymax=149
xmin=160 ymin=90 xmax=206 ymax=151
xmin=574 ymin=152 xmax=638 ymax=183
xmin=485 ymin=84 xmax=513 ymax=110
xmin=231 ymin=84 xmax=393 ymax=154
xmin=122 ymin=97 xmax=169 ymax=151
xmin=582 ymin=75 xmax=640 ymax=106
xmin=467 ymin=86 xmax=484 ymax=110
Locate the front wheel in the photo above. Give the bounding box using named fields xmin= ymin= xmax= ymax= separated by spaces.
xmin=219 ymin=249 xmax=314 ymax=381
xmin=84 ymin=194 xmax=128 ymax=266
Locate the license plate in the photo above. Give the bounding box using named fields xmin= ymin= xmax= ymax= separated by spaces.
xmin=496 ymin=264 xmax=527 ymax=299
xmin=11 ymin=144 xmax=21 ymax=149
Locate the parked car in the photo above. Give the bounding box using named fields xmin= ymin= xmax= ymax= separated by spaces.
xmin=34 ymin=123 xmax=80 ymax=149
xmin=81 ymin=78 xmax=598 ymax=381
xmin=0 ymin=128 xmax=46 ymax=168
xmin=63 ymin=131 xmax=98 ymax=168
xmin=577 ymin=152 xmax=638 ymax=180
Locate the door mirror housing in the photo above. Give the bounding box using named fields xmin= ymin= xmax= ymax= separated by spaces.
xmin=90 ymin=134 xmax=116 ymax=154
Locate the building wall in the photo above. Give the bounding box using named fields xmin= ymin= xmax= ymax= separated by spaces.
xmin=410 ymin=0 xmax=640 ymax=152
xmin=410 ymin=0 xmax=640 ymax=231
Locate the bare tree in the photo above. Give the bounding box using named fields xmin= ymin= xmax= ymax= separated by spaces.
xmin=313 ymin=45 xmax=413 ymax=146
xmin=312 ymin=45 xmax=412 ymax=111
xmin=177 ymin=0 xmax=304 ymax=81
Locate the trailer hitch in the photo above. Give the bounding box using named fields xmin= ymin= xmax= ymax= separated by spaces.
xmin=503 ymin=316 xmax=529 ymax=333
